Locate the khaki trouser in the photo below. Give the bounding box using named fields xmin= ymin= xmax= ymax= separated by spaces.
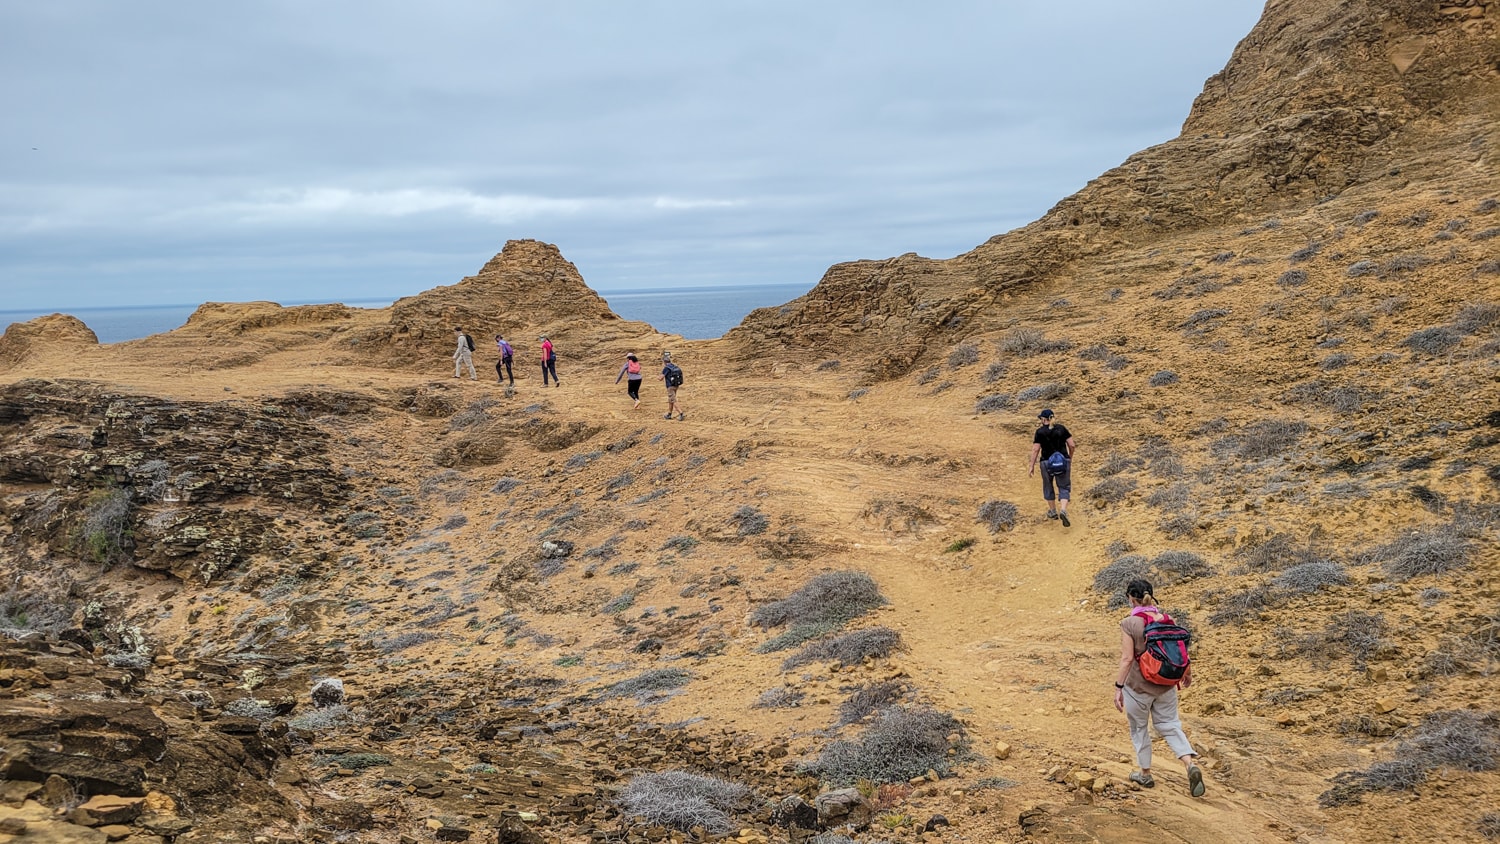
xmin=454 ymin=351 xmax=476 ymax=378
xmin=1123 ymin=685 xmax=1195 ymax=769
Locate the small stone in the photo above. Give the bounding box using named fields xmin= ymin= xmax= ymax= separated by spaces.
xmin=993 ymin=741 xmax=1012 ymax=760
xmin=1375 ymin=698 xmax=1399 ymax=714
xmin=0 ymin=818 xmax=27 ymax=835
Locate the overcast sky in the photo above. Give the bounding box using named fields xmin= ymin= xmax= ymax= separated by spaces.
xmin=1 ymin=1 xmax=1265 ymax=311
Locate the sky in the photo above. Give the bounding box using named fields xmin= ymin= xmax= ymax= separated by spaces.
xmin=1 ymin=1 xmax=1266 ymax=311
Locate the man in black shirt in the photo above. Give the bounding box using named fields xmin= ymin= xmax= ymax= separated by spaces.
xmin=1029 ymin=408 xmax=1076 ymax=526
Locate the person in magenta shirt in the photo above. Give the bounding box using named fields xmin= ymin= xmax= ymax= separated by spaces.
xmin=540 ymin=335 xmax=559 ymax=387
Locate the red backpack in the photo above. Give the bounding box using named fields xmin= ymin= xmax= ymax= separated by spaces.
xmin=1131 ymin=607 xmax=1191 ymax=686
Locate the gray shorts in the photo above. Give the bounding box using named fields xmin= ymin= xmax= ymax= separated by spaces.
xmin=1041 ymin=461 xmax=1071 ymax=501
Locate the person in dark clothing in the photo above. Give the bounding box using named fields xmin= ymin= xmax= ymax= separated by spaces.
xmin=1028 ymin=408 xmax=1076 ymax=525
xmin=495 ymin=335 xmax=514 ymax=385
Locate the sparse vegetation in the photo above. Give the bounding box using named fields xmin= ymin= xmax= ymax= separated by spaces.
xmin=839 ymin=680 xmax=906 ymax=726
xmin=603 ymin=668 xmax=691 ymax=700
xmin=617 ymin=770 xmax=751 ymax=834
xmin=752 ymin=571 xmax=886 ymax=630
xmin=661 ymin=535 xmax=699 ymax=553
xmin=1273 ymin=560 xmax=1349 ymax=593
xmin=1087 ymin=476 xmax=1137 ymax=505
xmin=816 ymin=359 xmax=842 ymax=371
xmin=943 ymin=537 xmax=976 ymax=553
xmin=811 ymin=707 xmax=967 ymax=786
xmin=982 ymin=361 xmax=1008 ymax=383
xmin=75 ymin=487 xmax=133 ymax=566
xmin=999 ymin=328 xmax=1071 ymax=356
xmin=1321 ymin=710 xmax=1500 ymax=806
xmin=1289 ymin=241 xmax=1322 ymax=263
xmin=975 ymin=393 xmax=1014 ymax=414
xmin=1149 ymin=370 xmax=1179 ymax=387
xmin=976 ymin=500 xmax=1018 ymax=533
xmin=1016 ymin=382 xmax=1071 ymax=403
xmin=947 ymin=343 xmax=979 ymax=369
xmin=731 ymin=505 xmax=770 ymax=536
xmin=1357 ymin=529 xmax=1472 ymax=581
xmin=753 ymin=687 xmax=805 ymax=709
xmin=1277 ymin=269 xmax=1308 ymax=287
xmin=782 ymin=627 xmax=904 ymax=671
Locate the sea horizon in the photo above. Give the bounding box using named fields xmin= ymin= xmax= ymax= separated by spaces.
xmin=1 ymin=282 xmax=811 ymax=344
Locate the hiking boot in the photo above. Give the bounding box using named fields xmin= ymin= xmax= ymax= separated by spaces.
xmin=1187 ymin=764 xmax=1205 ymax=798
xmin=1129 ymin=771 xmax=1155 ymax=788
xmin=1059 ymin=513 xmax=1071 ymax=527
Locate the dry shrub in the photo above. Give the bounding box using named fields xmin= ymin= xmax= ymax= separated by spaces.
xmin=838 ymin=680 xmax=907 ymax=726
xmin=1402 ymin=326 xmax=1462 ymax=355
xmin=1216 ymin=419 xmax=1306 ymax=460
xmin=947 ymin=343 xmax=979 ymax=369
xmin=974 ymin=393 xmax=1013 ymax=414
xmin=602 ymin=668 xmax=691 ymax=699
xmin=752 ymin=688 xmax=805 ymax=709
xmin=1273 ymin=560 xmax=1349 ymax=593
xmin=751 ymin=572 xmax=885 ymax=630
xmin=1092 ymin=554 xmax=1152 ymax=608
xmin=1454 ymin=302 xmax=1500 ymax=334
xmin=1357 ymin=529 xmax=1473 ymax=581
xmin=782 ymin=627 xmax=904 ymax=671
xmin=811 ymin=707 xmax=966 ymax=786
xmin=976 ymin=500 xmax=1018 ymax=533
xmin=1321 ymin=711 xmax=1500 ymax=807
xmin=999 ymin=328 xmax=1071 ymax=357
xmin=618 ymin=770 xmax=751 ymax=834
xmin=1208 ymin=584 xmax=1280 ymax=625
xmin=1016 ymin=382 xmax=1071 ymax=403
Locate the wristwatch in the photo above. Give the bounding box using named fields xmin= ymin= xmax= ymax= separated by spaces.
xmin=1114 ymin=682 xmax=1124 ymax=689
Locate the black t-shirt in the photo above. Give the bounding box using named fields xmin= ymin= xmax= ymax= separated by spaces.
xmin=1034 ymin=423 xmax=1071 ymax=459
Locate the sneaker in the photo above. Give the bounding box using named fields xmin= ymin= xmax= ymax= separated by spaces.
xmin=664 ymin=413 xmax=673 ymax=419
xmin=1187 ymin=764 xmax=1205 ymax=798
xmin=677 ymin=412 xmax=685 ymax=421
xmin=1047 ymin=511 xmax=1059 ymax=520
xmin=1129 ymin=771 xmax=1155 ymax=788
xmin=1059 ymin=513 xmax=1071 ymax=527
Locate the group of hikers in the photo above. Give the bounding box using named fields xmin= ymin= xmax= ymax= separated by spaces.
xmin=450 ymin=327 xmax=686 ymax=420
xmin=454 ymin=335 xmax=1204 ymax=794
xmin=1029 ymin=407 xmax=1206 ymax=797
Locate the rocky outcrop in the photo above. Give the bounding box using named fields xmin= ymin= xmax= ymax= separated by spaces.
xmin=0 ymin=379 xmax=346 ymax=581
xmin=0 ymin=315 xmax=98 ymax=371
xmin=730 ymin=0 xmax=1499 ymax=376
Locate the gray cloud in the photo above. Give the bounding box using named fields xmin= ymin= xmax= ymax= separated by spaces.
xmin=1 ymin=1 xmax=1264 ymax=309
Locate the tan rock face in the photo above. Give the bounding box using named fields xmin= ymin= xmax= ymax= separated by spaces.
xmin=0 ymin=314 xmax=98 ymax=369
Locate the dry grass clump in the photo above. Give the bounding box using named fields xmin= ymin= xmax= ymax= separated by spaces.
xmin=602 ymin=668 xmax=691 ymax=700
xmin=1234 ymin=532 xmax=1326 ymax=573
xmin=618 ymin=770 xmax=752 ymax=834
xmin=1092 ymin=554 xmax=1152 ymax=608
xmin=1214 ymin=419 xmax=1307 ymax=461
xmin=1273 ymin=560 xmax=1349 ymax=593
xmin=981 ymin=361 xmax=1008 ymax=383
xmin=976 ymin=500 xmax=1018 ymax=533
xmin=1402 ymin=326 xmax=1462 ymax=355
xmin=782 ymin=627 xmax=904 ymax=671
xmin=752 ymin=688 xmax=806 ymax=709
xmin=1321 ymin=711 xmax=1500 ymax=807
xmin=1208 ymin=583 xmax=1279 ymax=625
xmin=1149 ymin=370 xmax=1180 ymax=387
xmin=1016 ymin=382 xmax=1071 ymax=403
xmin=731 ymin=505 xmax=770 ymax=536
xmin=1277 ymin=270 xmax=1308 ymax=287
xmin=1289 ymin=241 xmax=1323 ymax=263
xmin=975 ymin=393 xmax=1014 ymax=414
xmin=751 ymin=571 xmax=886 ymax=630
xmin=811 ymin=707 xmax=967 ymax=786
xmin=838 ymin=680 xmax=907 ymax=726
xmin=1357 ymin=529 xmax=1473 ymax=581
xmin=1454 ymin=301 xmax=1500 ymax=334
xmin=947 ymin=343 xmax=980 ymax=369
xmin=999 ymin=328 xmax=1072 ymax=357
xmin=1288 ymin=610 xmax=1388 ymax=669
xmin=0 ymin=569 xmax=79 ymax=636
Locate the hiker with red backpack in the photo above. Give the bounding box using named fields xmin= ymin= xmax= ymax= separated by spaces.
xmin=1113 ymin=578 xmax=1206 ymax=798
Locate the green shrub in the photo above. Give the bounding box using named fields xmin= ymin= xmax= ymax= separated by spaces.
xmin=76 ymin=487 xmax=133 ymax=566
xmin=943 ymin=538 xmax=976 ymax=553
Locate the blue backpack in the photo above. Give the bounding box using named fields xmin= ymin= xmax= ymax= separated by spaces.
xmin=1044 ymin=451 xmax=1068 ymax=472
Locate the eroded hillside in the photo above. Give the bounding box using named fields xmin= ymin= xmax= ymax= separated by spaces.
xmin=2 ymin=1 xmax=1499 ymax=843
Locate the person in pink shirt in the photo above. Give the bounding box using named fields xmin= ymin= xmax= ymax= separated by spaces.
xmin=539 ymin=335 xmax=559 ymax=387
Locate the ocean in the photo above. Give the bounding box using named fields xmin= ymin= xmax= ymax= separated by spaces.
xmin=0 ymin=283 xmax=810 ymax=345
